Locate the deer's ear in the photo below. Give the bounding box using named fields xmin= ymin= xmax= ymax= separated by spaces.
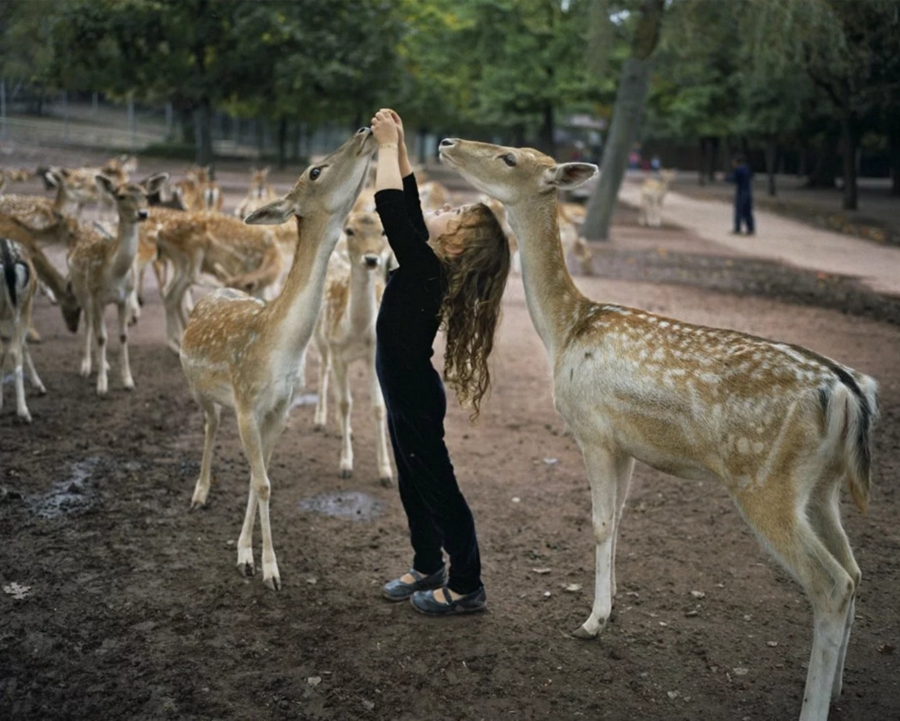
xmin=244 ymin=197 xmax=295 ymax=225
xmin=143 ymin=172 xmax=170 ymax=196
xmin=95 ymin=174 xmax=117 ymax=196
xmin=543 ymin=162 xmax=598 ymax=190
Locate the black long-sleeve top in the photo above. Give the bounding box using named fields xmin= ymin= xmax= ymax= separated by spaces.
xmin=374 ymin=174 xmax=447 ymax=411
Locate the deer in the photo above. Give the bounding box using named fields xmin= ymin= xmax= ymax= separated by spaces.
xmin=438 ymin=138 xmax=877 ymax=721
xmin=482 ymin=195 xmax=593 ymax=275
xmin=0 ymin=237 xmax=46 ymax=422
xmin=0 ymin=211 xmax=82 ymax=334
xmin=173 ymin=166 xmax=223 ymax=213
xmin=235 ymin=167 xmax=276 ymax=219
xmin=0 ymin=167 xmax=89 ymax=235
xmin=154 ymin=211 xmax=284 ymax=353
xmin=312 ymin=210 xmax=393 ymax=486
xmin=179 ymin=127 xmax=377 ymax=590
xmin=67 ymin=173 xmax=169 ymax=395
xmin=639 ymin=168 xmax=677 ymax=228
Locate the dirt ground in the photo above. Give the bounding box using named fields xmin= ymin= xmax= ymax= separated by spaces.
xmin=1 ymin=148 xmax=899 ymax=721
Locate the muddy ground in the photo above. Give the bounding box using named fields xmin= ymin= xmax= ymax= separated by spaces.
xmin=1 ymin=150 xmax=899 ymax=720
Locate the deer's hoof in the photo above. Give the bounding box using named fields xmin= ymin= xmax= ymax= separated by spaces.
xmin=239 ymin=561 xmax=255 ymax=578
xmin=379 ymin=476 xmax=393 ymax=488
xmin=340 ymin=469 xmax=353 ymax=479
xmin=264 ymin=576 xmax=282 ymax=591
xmin=571 ymin=625 xmax=599 ymax=640
xmin=313 ymin=423 xmax=325 ymax=432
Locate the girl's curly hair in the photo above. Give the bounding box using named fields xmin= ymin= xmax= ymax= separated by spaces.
xmin=437 ymin=202 xmax=511 ymax=420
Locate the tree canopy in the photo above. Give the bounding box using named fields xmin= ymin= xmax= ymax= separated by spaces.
xmin=0 ymin=0 xmax=896 ymax=198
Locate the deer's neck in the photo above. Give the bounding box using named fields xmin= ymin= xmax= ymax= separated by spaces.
xmin=262 ymin=214 xmax=342 ymax=359
xmin=507 ymin=194 xmax=585 ymax=357
xmin=347 ymin=266 xmax=378 ymax=331
xmin=110 ymin=218 xmax=141 ymax=278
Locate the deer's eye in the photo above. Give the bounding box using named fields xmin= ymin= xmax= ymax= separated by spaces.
xmin=310 ymin=167 xmax=322 ymax=180
xmin=502 ymin=154 xmax=517 ymax=167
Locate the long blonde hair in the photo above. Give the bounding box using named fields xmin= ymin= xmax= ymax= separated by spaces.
xmin=438 ymin=202 xmax=511 ymax=420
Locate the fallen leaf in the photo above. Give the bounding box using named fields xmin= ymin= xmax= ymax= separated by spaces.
xmin=2 ymin=582 xmax=31 ymax=599
xmin=877 ymin=644 xmax=895 ymax=655
xmin=564 ymin=583 xmax=582 ymax=592
xmin=307 ymin=676 xmax=322 ymax=687
xmin=532 ymin=568 xmax=552 ymax=574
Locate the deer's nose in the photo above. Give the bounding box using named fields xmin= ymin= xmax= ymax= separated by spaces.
xmin=364 ymin=255 xmax=380 ymax=269
xmin=137 ymin=210 xmax=148 ymax=221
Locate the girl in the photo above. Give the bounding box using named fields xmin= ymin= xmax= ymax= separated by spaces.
xmin=371 ymin=108 xmax=510 ymax=615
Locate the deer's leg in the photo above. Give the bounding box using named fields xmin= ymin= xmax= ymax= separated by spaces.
xmin=736 ymin=486 xmax=855 ymax=721
xmin=368 ymin=353 xmax=393 ymax=487
xmin=9 ymin=317 xmax=31 ymax=422
xmin=313 ymin=342 xmax=331 ymax=431
xmin=333 ymin=358 xmax=354 ymax=479
xmin=190 ymin=398 xmax=221 ymax=509
xmin=22 ymin=346 xmax=45 ymax=395
xmin=116 ymin=300 xmax=135 ymax=390
xmin=163 ymin=269 xmax=191 ymax=354
xmin=94 ymin=302 xmax=109 ymax=396
xmin=80 ymin=297 xmax=94 ymax=378
xmin=609 ymin=456 xmax=634 ymax=599
xmin=235 ymin=407 xmax=281 ymax=590
xmin=572 ymin=444 xmax=633 ymax=639
xmin=807 ymin=480 xmax=861 ymax=701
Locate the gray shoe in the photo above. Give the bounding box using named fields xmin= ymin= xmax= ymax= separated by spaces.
xmin=410 ymin=585 xmax=487 ymax=615
xmin=382 ymin=567 xmax=446 ymax=602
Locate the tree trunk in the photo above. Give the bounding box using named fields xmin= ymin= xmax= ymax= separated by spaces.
xmin=539 ymin=102 xmax=555 ymax=157
xmin=699 ymin=139 xmax=706 ymax=185
xmin=840 ymin=103 xmax=857 ymax=211
xmin=807 ymin=124 xmax=838 ymax=188
xmin=765 ymin=138 xmax=777 ymax=197
xmin=888 ymin=117 xmax=900 ymax=197
xmin=194 ymin=98 xmax=213 ymax=166
xmin=277 ymin=116 xmax=287 ymax=170
xmin=582 ymin=0 xmax=663 ymax=242
xmin=581 ymin=57 xmax=652 ymax=241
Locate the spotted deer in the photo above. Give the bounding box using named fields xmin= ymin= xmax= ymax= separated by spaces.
xmin=179 ymin=128 xmax=377 ymax=590
xmin=67 ymin=173 xmax=169 ymax=395
xmin=174 ymin=166 xmax=223 ymax=213
xmin=0 ymin=167 xmax=89 ymax=234
xmin=639 ymin=168 xmax=677 ymax=228
xmin=0 ymin=238 xmax=46 ymax=421
xmin=313 ymin=210 xmax=393 ymax=486
xmin=154 ymin=211 xmax=283 ymax=353
xmin=235 ymin=167 xmax=276 ymax=219
xmin=439 ymin=138 xmax=877 ymax=721
xmin=482 ymin=195 xmax=593 ymax=275
xmin=0 ymin=211 xmax=82 ymax=334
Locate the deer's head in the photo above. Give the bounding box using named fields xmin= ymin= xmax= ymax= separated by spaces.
xmin=343 ymin=210 xmax=387 ymax=272
xmin=96 ymin=173 xmax=169 ymax=223
xmin=243 ymin=128 xmax=377 ymax=227
xmin=438 ymin=139 xmax=597 ymax=207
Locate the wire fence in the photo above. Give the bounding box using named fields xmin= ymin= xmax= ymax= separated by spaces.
xmin=0 ymin=88 xmax=364 ymax=161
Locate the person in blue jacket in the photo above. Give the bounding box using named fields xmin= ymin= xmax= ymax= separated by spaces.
xmin=370 ymin=108 xmax=510 ymax=615
xmin=730 ymin=154 xmax=755 ymax=235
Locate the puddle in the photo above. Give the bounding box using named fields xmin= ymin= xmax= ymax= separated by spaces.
xmin=299 ymin=491 xmax=383 ymax=521
xmin=28 ymin=457 xmax=101 ymax=519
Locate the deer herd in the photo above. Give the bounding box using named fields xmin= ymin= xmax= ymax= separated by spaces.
xmin=0 ymin=132 xmax=879 ymax=721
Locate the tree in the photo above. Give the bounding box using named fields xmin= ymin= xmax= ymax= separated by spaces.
xmin=582 ymin=0 xmax=665 ymax=242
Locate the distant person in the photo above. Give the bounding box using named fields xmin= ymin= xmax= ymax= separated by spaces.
xmin=650 ymin=155 xmax=661 ymax=173
xmin=729 ymin=154 xmax=755 ymax=235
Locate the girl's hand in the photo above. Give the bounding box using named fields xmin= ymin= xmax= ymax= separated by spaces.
xmin=371 ymin=110 xmax=399 ymax=146
xmin=382 ymin=108 xmax=405 ymax=147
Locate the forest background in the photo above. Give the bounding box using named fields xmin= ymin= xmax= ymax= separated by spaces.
xmin=1 ymin=0 xmax=898 ymax=239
